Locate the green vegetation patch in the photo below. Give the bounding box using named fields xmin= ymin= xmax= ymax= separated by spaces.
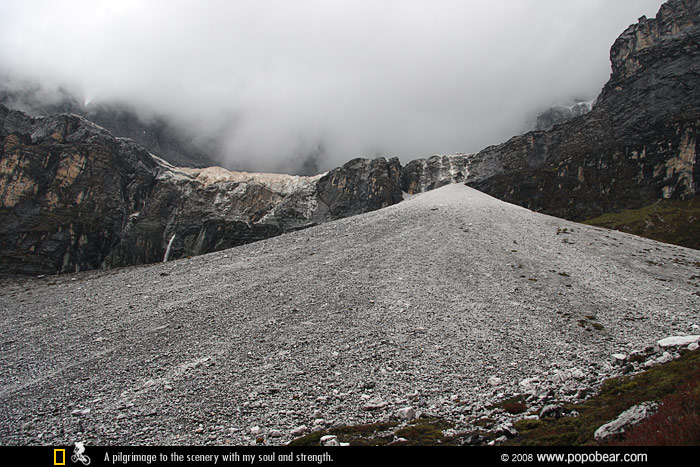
xmin=506 ymin=348 xmax=700 ymax=446
xmin=393 ymin=418 xmax=454 ymax=445
xmin=582 ymin=197 xmax=700 ymax=250
xmin=287 ymin=420 xmax=399 ymax=446
xmin=488 ymin=395 xmax=529 ymax=415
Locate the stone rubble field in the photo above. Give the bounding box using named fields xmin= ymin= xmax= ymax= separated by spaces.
xmin=1 ymin=184 xmax=699 ymax=445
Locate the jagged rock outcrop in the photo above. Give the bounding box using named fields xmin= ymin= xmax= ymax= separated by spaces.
xmin=401 ymin=154 xmax=473 ymax=194
xmin=467 ymin=0 xmax=700 ymax=220
xmin=593 ymin=402 xmax=659 ymax=443
xmin=533 ymin=101 xmax=593 ymax=131
xmin=0 ymin=107 xmax=417 ymax=275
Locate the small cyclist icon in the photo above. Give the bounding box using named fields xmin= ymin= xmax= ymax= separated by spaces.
xmin=71 ymin=442 xmax=91 ymax=466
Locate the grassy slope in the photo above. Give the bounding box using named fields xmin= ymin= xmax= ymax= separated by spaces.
xmin=582 ymin=197 xmax=700 ymax=251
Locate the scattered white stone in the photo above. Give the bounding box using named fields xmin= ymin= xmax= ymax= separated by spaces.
xmin=320 ymin=435 xmax=340 ymax=446
xmin=250 ymin=426 xmax=262 ymax=436
xmin=689 ymin=342 xmax=699 ymax=351
xmin=656 ymin=352 xmax=674 ymax=364
xmin=290 ymin=425 xmax=308 ymax=437
xmin=362 ymin=397 xmax=388 ymax=411
xmin=657 ymin=335 xmax=700 ymax=348
xmin=519 ymin=377 xmax=539 ymax=394
xmin=488 ymin=377 xmax=503 ymax=387
xmin=612 ymin=353 xmax=627 ymax=362
xmin=594 ymin=402 xmax=658 ymax=442
xmin=495 ymin=423 xmax=518 ymax=438
xmin=397 ymin=407 xmax=417 ymax=421
xmin=269 ymin=430 xmax=282 ymax=438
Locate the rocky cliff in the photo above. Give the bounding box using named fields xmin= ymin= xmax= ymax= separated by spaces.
xmin=466 ymin=0 xmax=700 ymax=220
xmin=391 ymin=0 xmax=700 ymax=222
xmin=2 ymin=0 xmax=699 ymax=276
xmin=0 ymin=106 xmax=413 ymax=275
xmin=533 ymin=101 xmax=593 ymax=132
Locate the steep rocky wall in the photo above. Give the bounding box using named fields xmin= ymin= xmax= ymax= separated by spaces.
xmin=468 ymin=0 xmax=700 ymax=220
xmin=401 ymin=155 xmax=472 ymax=195
xmin=0 ymin=107 xmax=422 ymax=275
xmin=0 ymin=107 xmax=158 ymax=275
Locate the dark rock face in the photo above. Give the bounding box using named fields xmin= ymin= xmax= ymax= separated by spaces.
xmin=0 ymin=107 xmax=159 ymax=275
xmin=0 ymin=108 xmax=415 ymax=275
xmin=401 ymin=155 xmax=473 ymax=194
xmin=315 ymin=157 xmax=404 ymax=219
xmin=468 ymin=0 xmax=700 ymax=221
xmin=533 ymin=102 xmax=593 ymax=132
xmin=0 ymin=110 xmax=297 ymax=274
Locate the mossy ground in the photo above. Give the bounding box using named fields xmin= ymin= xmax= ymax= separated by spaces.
xmin=287 ymin=421 xmax=399 ymax=446
xmin=488 ymin=395 xmax=528 ymax=415
xmin=582 ymin=197 xmax=700 ymax=250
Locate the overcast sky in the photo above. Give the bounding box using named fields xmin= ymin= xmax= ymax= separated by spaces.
xmin=0 ymin=0 xmax=666 ymax=173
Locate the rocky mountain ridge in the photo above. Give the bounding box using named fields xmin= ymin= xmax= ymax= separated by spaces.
xmin=468 ymin=0 xmax=700 ymax=220
xmin=1 ymin=105 xmax=466 ymax=275
xmin=2 ymin=0 xmax=699 ymax=276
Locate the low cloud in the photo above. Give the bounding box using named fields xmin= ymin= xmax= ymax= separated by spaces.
xmin=0 ymin=0 xmax=665 ymax=173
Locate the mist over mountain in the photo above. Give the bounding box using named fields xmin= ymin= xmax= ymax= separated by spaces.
xmin=2 ymin=0 xmax=700 ymax=449
xmin=2 ymin=0 xmax=698 ymax=277
xmin=0 ymin=0 xmax=665 ymax=174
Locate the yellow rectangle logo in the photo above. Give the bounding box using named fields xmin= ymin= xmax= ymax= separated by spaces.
xmin=54 ymin=449 xmax=66 ymax=465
